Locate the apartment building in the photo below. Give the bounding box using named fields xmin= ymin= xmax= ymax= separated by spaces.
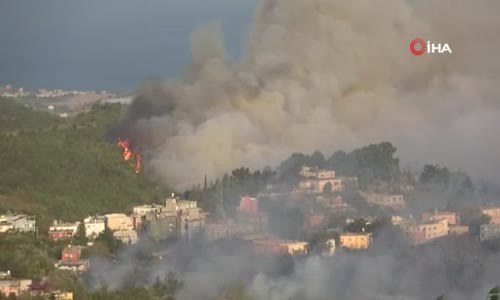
xmin=340 ymin=232 xmax=373 ymax=250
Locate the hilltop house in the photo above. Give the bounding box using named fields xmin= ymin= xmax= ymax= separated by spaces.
xmin=298 ymin=166 xmax=358 ymax=193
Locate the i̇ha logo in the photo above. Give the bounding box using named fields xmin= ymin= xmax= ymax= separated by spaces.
xmin=410 ymin=38 xmax=452 ymax=56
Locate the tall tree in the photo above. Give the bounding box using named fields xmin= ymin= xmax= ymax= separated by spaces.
xmin=74 ymin=222 xmax=88 ymax=246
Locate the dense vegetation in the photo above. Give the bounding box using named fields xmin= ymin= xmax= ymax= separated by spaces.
xmin=0 ymin=97 xmax=170 ymax=222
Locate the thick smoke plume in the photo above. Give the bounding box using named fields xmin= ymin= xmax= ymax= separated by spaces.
xmin=87 ymin=233 xmax=500 ymax=300
xmin=114 ymin=0 xmax=500 ymax=189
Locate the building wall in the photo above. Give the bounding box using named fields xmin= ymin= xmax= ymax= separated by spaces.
xmin=299 ymin=178 xmax=343 ymax=193
xmin=0 ymin=279 xmax=31 ymax=297
xmin=9 ymin=216 xmax=36 ymax=232
xmin=340 ymin=233 xmax=372 ymax=249
xmin=49 ymin=222 xmax=79 ymax=235
xmin=84 ymin=217 xmax=105 ymax=238
xmin=406 ymin=231 xmax=427 ymax=245
xmin=449 ymin=225 xmax=469 ymax=235
xmin=285 ymin=242 xmax=308 ymax=255
xmin=423 ymin=211 xmax=460 ymax=225
xmin=363 ymin=193 xmax=406 ymax=209
xmin=105 ymin=214 xmax=133 ymax=231
xmin=113 ymin=230 xmax=138 ymax=244
xmin=0 ymin=223 xmax=13 ymax=233
xmin=49 ymin=230 xmax=74 ymax=241
xmin=480 ymin=224 xmax=500 ymax=242
xmin=239 ymin=197 xmax=259 ymax=215
xmin=133 ymin=205 xmax=164 ymax=217
xmin=61 ymin=246 xmax=82 ymax=262
xmin=299 ymin=166 xmax=336 ymax=179
xmin=481 ymin=208 xmax=500 ymax=224
xmin=418 ymin=219 xmax=449 ymax=240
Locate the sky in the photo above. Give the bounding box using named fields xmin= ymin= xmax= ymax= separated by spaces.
xmin=0 ymin=0 xmax=257 ymax=91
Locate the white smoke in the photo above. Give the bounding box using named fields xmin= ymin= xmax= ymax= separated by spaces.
xmin=122 ymin=0 xmax=500 ymax=189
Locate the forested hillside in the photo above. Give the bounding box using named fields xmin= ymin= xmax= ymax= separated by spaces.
xmin=0 ymin=98 xmax=169 ymax=222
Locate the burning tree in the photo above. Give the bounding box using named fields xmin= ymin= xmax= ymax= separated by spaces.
xmin=117 ymin=138 xmax=142 ymax=174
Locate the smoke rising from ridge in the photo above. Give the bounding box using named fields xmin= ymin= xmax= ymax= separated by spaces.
xmin=114 ymin=0 xmax=500 ymax=189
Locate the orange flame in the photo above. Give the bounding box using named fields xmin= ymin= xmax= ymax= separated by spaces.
xmin=117 ymin=138 xmax=141 ymax=174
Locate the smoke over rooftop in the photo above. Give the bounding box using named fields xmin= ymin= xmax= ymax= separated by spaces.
xmin=113 ymin=0 xmax=500 ymax=189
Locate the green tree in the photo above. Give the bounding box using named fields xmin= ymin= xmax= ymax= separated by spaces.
xmin=95 ymin=228 xmax=122 ymax=254
xmin=73 ymin=222 xmax=88 ymax=246
xmin=419 ymin=164 xmax=450 ymax=188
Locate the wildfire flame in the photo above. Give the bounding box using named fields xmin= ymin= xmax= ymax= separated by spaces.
xmin=117 ymin=138 xmax=141 ymax=174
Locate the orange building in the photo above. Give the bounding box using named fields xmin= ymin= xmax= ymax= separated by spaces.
xmin=340 ymin=233 xmax=373 ymax=250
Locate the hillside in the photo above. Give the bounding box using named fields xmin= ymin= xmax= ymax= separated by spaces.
xmin=0 ymin=97 xmax=170 ymax=222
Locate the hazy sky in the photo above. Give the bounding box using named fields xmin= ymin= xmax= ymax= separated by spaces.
xmin=0 ymin=0 xmax=256 ymax=90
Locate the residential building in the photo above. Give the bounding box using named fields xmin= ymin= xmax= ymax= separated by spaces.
xmin=422 ymin=210 xmax=460 ymax=225
xmin=49 ymin=221 xmax=79 ymax=235
xmin=56 ymin=245 xmax=89 ymax=273
xmin=147 ymin=212 xmax=178 ymax=241
xmin=402 ymin=219 xmax=449 ymax=242
xmin=252 ymin=239 xmax=308 ymax=256
xmin=449 ymin=225 xmax=469 ymax=235
xmin=481 ymin=207 xmax=500 ymax=224
xmin=49 ymin=230 xmax=74 ymax=241
xmin=405 ymin=231 xmax=427 ymax=246
xmin=340 ymin=233 xmax=373 ymax=250
xmin=298 ymin=166 xmax=357 ymax=193
xmin=204 ymin=222 xmax=258 ymax=241
xmin=0 ymin=214 xmax=36 ymax=233
xmin=239 ymin=196 xmax=259 ymax=215
xmin=61 ymin=245 xmax=84 ymax=261
xmin=0 ymin=271 xmax=32 ymax=297
xmin=361 ymin=192 xmax=406 ymax=210
xmin=55 ymin=260 xmax=90 ymax=273
xmin=83 ymin=216 xmax=105 ymax=239
xmin=178 ymin=207 xmax=206 ymax=238
xmin=113 ymin=229 xmax=138 ymax=244
xmin=52 ymin=291 xmax=74 ymax=300
xmin=0 ymin=221 xmax=13 ymax=233
xmin=480 ymin=224 xmax=500 ymax=242
xmin=176 ymin=200 xmax=198 ymax=211
xmin=132 ymin=204 xmax=165 ymax=217
xmin=299 ymin=166 xmax=336 ymax=179
xmin=105 ymin=214 xmax=133 ymax=231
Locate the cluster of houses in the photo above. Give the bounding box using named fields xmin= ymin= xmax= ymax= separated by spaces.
xmin=0 ymin=214 xmax=36 ymax=233
xmin=3 ymin=165 xmax=500 ymax=298
xmin=0 ymin=270 xmax=73 ymax=300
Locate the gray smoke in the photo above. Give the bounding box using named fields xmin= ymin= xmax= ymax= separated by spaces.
xmin=115 ymin=0 xmax=500 ymax=190
xmin=86 ymin=232 xmax=500 ymax=300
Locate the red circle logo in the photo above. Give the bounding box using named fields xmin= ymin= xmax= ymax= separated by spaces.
xmin=410 ymin=38 xmax=426 ymax=56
